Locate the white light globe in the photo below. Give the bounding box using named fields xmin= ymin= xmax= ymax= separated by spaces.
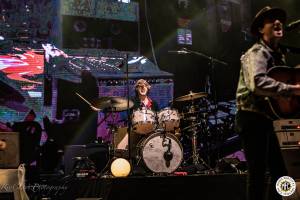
xmin=110 ymin=158 xmax=131 ymax=177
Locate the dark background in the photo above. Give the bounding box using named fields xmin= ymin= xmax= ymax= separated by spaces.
xmin=137 ymin=0 xmax=300 ymax=101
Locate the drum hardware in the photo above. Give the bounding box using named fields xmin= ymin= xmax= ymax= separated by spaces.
xmin=96 ymin=113 xmax=121 ymax=176
xmin=75 ymin=92 xmax=134 ymax=151
xmin=96 ymin=115 xmax=132 ymax=177
xmin=76 ymin=92 xmax=132 ymax=176
xmin=75 ymin=54 xmax=137 ymax=175
xmin=179 ymin=98 xmax=214 ymax=173
xmin=188 ymin=119 xmax=212 ymax=172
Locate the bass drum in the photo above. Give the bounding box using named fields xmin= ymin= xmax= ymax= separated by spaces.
xmin=137 ymin=132 xmax=183 ymax=173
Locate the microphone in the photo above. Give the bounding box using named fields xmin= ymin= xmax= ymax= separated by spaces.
xmin=167 ymin=50 xmax=188 ymax=54
xmin=285 ymin=19 xmax=300 ymax=32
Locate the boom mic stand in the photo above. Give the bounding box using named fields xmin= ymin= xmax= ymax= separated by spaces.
xmin=179 ymin=48 xmax=228 ymax=105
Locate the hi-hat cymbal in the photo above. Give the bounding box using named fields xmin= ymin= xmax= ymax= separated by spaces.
xmin=181 ymin=122 xmax=202 ymax=132
xmin=175 ymin=91 xmax=208 ymax=102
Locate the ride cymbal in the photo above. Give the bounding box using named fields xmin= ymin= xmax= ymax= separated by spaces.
xmin=175 ymin=91 xmax=208 ymax=102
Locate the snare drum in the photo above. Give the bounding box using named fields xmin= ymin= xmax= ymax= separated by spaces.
xmin=136 ymin=132 xmax=183 ymax=173
xmin=157 ymin=108 xmax=180 ymax=132
xmin=131 ymin=108 xmax=156 ymax=135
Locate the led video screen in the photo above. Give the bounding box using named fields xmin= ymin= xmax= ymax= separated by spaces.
xmin=0 ymin=49 xmax=44 ymax=123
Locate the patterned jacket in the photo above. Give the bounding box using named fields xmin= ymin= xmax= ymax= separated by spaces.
xmin=236 ymin=39 xmax=294 ymax=119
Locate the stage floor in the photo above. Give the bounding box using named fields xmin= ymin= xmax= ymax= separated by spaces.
xmin=30 ymin=173 xmax=247 ymax=200
xmin=2 ymin=172 xmax=300 ymax=200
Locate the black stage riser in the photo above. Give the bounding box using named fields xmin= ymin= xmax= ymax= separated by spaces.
xmin=60 ymin=174 xmax=246 ymax=200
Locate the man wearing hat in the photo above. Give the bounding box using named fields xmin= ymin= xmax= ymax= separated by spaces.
xmin=235 ymin=6 xmax=300 ymax=200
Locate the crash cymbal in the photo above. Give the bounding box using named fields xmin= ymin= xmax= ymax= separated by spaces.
xmin=175 ymin=91 xmax=208 ymax=102
xmin=90 ymin=97 xmax=115 ymax=111
xmin=76 ymin=93 xmax=133 ymax=112
xmin=105 ymin=97 xmax=134 ymax=112
xmin=76 ymin=92 xmax=109 ymax=111
xmin=91 ymin=97 xmax=134 ymax=112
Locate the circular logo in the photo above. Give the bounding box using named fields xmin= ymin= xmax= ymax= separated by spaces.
xmin=276 ymin=176 xmax=296 ymax=197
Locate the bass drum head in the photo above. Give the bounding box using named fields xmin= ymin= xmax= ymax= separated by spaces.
xmin=140 ymin=132 xmax=183 ymax=173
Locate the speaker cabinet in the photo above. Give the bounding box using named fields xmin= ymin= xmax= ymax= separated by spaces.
xmin=0 ymin=132 xmax=19 ymax=168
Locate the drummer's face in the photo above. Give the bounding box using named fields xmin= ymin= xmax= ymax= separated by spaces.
xmin=137 ymin=85 xmax=148 ymax=96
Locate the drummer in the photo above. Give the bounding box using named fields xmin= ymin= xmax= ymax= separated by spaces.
xmin=132 ymin=79 xmax=158 ymax=111
xmin=128 ymin=79 xmax=158 ymax=172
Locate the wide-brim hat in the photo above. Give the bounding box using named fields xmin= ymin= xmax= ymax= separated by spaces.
xmin=251 ymin=6 xmax=287 ymax=36
xmin=134 ymin=79 xmax=151 ymax=90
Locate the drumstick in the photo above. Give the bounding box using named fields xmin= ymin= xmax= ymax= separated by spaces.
xmin=75 ymin=92 xmax=101 ymax=111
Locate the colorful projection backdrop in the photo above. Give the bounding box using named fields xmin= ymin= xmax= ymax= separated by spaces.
xmin=0 ymin=49 xmax=45 ymax=123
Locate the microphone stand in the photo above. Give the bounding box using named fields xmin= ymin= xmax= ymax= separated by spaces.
xmin=124 ymin=53 xmax=133 ymax=165
xmin=180 ymin=47 xmax=228 ymax=105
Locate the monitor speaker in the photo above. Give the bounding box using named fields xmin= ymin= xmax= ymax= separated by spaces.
xmin=64 ymin=144 xmax=108 ymax=175
xmin=0 ymin=132 xmax=19 ymax=168
xmin=64 ymin=145 xmax=86 ymax=175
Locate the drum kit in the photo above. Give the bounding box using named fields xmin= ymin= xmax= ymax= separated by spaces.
xmin=76 ymin=90 xmax=225 ymax=175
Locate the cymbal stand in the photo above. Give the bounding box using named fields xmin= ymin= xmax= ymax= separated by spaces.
xmin=187 ymin=106 xmax=212 ymax=173
xmin=98 ymin=110 xmax=119 ymax=177
xmin=107 ymin=112 xmax=118 ymax=157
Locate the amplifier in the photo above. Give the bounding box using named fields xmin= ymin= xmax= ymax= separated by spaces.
xmin=273 ymin=119 xmax=300 ymax=132
xmin=273 ymin=119 xmax=300 ymax=148
xmin=273 ymin=120 xmax=300 ymax=178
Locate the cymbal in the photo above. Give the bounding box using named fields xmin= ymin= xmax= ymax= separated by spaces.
xmin=91 ymin=96 xmax=134 ymax=112
xmin=181 ymin=122 xmax=202 ymax=131
xmin=107 ymin=97 xmax=134 ymax=112
xmin=76 ymin=93 xmax=133 ymax=112
xmin=175 ymin=91 xmax=208 ymax=102
xmin=90 ymin=97 xmax=114 ymax=111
